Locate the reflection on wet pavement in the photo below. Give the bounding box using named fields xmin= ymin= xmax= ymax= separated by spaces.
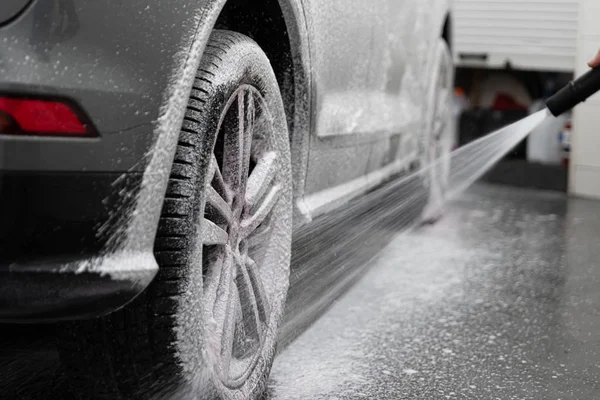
xmin=269 ymin=184 xmax=600 ymax=399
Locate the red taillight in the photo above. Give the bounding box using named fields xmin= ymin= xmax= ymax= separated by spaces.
xmin=0 ymin=97 xmax=95 ymax=137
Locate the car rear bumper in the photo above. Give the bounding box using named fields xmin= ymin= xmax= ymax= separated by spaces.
xmin=0 ymin=262 xmax=155 ymax=322
xmin=0 ymin=0 xmax=205 ymax=173
xmin=0 ymin=171 xmax=158 ymax=322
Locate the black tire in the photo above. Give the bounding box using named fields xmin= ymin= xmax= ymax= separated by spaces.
xmin=57 ymin=30 xmax=293 ymax=400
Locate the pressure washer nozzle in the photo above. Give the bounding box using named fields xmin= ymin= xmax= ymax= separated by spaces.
xmin=546 ymin=67 xmax=600 ymax=117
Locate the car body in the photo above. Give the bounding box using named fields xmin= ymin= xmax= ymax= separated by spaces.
xmin=0 ymin=0 xmax=453 ymax=321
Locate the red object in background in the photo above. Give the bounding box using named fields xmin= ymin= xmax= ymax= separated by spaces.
xmin=0 ymin=97 xmax=93 ymax=136
xmin=491 ymin=93 xmax=528 ymax=111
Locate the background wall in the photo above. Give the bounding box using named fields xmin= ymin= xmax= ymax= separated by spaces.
xmin=571 ymin=0 xmax=600 ymax=198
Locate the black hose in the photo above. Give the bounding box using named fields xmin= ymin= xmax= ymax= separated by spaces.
xmin=546 ymin=67 xmax=600 ymax=117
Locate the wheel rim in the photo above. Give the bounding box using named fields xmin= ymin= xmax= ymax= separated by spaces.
xmin=200 ymin=85 xmax=285 ymax=388
xmin=426 ymin=41 xmax=454 ymax=199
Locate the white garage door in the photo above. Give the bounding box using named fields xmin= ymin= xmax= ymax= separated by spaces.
xmin=454 ymin=0 xmax=579 ymax=72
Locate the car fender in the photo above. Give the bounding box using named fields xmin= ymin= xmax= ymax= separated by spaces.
xmin=129 ymin=0 xmax=312 ymax=280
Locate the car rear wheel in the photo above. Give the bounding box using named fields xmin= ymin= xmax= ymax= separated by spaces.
xmin=57 ymin=30 xmax=292 ymax=400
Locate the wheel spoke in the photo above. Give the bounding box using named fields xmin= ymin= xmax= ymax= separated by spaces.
xmin=243 ymin=90 xmax=255 ymax=152
xmin=219 ymin=284 xmax=239 ymax=377
xmin=235 ymin=258 xmax=262 ymax=335
xmin=240 ymin=184 xmax=281 ymax=239
xmin=245 ymin=151 xmax=277 ymax=211
xmin=237 ymin=91 xmax=255 ymax=207
xmin=244 ymin=256 xmax=270 ymax=322
xmin=204 ymin=248 xmax=234 ymax=321
xmin=222 ymin=89 xmax=255 ymax=212
xmin=247 ymin=222 xmax=271 ymax=249
xmin=210 ymin=154 xmax=231 ymax=203
xmin=250 ymin=113 xmax=270 ymax=154
xmin=202 ymin=218 xmax=229 ymax=245
xmin=206 ymin=186 xmax=233 ymax=225
xmin=222 ymin=93 xmax=247 ymax=191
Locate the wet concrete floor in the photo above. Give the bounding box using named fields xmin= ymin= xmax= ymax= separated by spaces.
xmin=2 ymin=183 xmax=599 ymax=399
xmin=268 ymin=184 xmax=600 ymax=400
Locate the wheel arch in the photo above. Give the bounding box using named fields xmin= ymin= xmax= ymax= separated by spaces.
xmin=126 ymin=0 xmax=311 ymax=281
xmin=215 ymin=0 xmax=309 ymax=136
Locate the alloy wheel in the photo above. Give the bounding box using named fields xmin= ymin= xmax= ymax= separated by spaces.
xmin=201 ymin=85 xmax=285 ymax=388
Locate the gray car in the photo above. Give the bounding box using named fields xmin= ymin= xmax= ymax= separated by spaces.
xmin=0 ymin=0 xmax=453 ymax=398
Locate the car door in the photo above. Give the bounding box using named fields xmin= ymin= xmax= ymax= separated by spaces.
xmin=363 ymin=0 xmax=428 ymax=177
xmin=300 ymin=0 xmax=429 ymax=217
xmin=300 ymin=0 xmax=393 ymax=217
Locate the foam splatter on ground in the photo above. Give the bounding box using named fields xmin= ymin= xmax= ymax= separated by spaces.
xmin=269 ymin=184 xmax=600 ymax=400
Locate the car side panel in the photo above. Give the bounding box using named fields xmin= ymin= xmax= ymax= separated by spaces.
xmin=364 ymin=0 xmax=426 ymax=175
xmin=365 ymin=0 xmax=452 ymax=176
xmin=301 ymin=0 xmax=385 ymax=196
